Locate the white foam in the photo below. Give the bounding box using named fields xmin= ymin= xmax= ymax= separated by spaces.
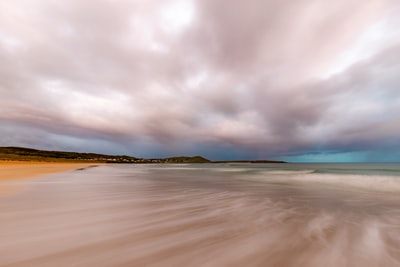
xmin=261 ymin=170 xmax=315 ymax=175
xmin=292 ymin=173 xmax=400 ymax=193
xmin=243 ymin=172 xmax=400 ymax=193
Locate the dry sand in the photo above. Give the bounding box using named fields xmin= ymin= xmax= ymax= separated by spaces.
xmin=0 ymin=161 xmax=98 ymax=196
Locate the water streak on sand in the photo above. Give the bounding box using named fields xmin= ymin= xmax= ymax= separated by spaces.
xmin=0 ymin=162 xmax=97 ymax=196
xmin=1 ymin=164 xmax=400 ymax=266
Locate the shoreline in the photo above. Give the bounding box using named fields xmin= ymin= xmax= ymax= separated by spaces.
xmin=0 ymin=161 xmax=101 ymax=196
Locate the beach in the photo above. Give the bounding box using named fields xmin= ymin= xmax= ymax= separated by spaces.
xmin=0 ymin=161 xmax=98 ymax=196
xmin=1 ymin=163 xmax=400 ymax=266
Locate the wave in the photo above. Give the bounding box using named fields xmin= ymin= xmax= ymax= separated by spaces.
xmin=260 ymin=170 xmax=316 ymax=175
xmin=240 ymin=171 xmax=400 ymax=193
xmin=293 ymin=173 xmax=400 ymax=193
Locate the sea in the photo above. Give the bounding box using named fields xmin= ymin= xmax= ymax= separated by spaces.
xmin=1 ymin=163 xmax=400 ymax=267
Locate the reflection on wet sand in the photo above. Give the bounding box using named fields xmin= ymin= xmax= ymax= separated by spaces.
xmin=1 ymin=164 xmax=400 ymax=267
xmin=0 ymin=162 xmax=98 ymax=196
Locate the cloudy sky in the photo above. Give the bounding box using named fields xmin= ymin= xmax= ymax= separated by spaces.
xmin=1 ymin=0 xmax=400 ymax=161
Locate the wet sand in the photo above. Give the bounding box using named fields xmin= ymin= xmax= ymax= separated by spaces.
xmin=1 ymin=164 xmax=400 ymax=267
xmin=0 ymin=161 xmax=98 ymax=195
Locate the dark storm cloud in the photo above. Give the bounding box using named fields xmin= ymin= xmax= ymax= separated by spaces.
xmin=0 ymin=0 xmax=399 ymax=159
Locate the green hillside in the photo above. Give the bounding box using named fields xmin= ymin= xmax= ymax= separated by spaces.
xmin=0 ymin=147 xmax=211 ymax=163
xmin=0 ymin=147 xmax=138 ymax=163
xmin=0 ymin=146 xmax=285 ymax=164
xmin=164 ymin=156 xmax=210 ymax=163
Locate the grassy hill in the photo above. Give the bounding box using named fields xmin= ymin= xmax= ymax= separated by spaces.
xmin=164 ymin=156 xmax=210 ymax=163
xmin=0 ymin=147 xmax=211 ymax=163
xmin=0 ymin=147 xmax=284 ymax=164
xmin=0 ymin=147 xmax=138 ymax=163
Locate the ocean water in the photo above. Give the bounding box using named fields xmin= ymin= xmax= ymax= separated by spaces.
xmin=1 ymin=163 xmax=400 ymax=267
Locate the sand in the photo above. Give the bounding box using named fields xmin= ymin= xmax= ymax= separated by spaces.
xmin=0 ymin=161 xmax=99 ymax=196
xmin=1 ymin=164 xmax=400 ymax=266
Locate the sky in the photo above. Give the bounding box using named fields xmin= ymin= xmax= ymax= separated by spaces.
xmin=1 ymin=0 xmax=400 ymax=162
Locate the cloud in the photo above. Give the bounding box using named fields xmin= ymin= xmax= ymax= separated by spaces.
xmin=0 ymin=0 xmax=399 ymax=160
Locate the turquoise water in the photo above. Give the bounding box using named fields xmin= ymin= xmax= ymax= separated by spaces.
xmin=1 ymin=163 xmax=400 ymax=266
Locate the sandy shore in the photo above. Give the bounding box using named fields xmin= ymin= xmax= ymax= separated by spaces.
xmin=0 ymin=161 xmax=99 ymax=196
xmin=1 ymin=164 xmax=400 ymax=266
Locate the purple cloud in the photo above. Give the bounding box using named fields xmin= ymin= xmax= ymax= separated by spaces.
xmin=0 ymin=0 xmax=399 ymax=160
